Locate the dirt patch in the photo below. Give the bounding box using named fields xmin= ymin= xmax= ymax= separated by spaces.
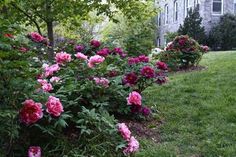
xmin=119 ymin=119 xmax=163 ymax=143
xmin=174 ymin=65 xmax=207 ymax=74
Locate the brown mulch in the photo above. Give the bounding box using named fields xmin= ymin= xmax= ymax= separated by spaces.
xmin=119 ymin=119 xmax=163 ymax=143
xmin=173 ymin=65 xmax=208 ymax=74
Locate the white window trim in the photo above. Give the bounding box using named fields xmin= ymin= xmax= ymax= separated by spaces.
xmin=212 ymin=0 xmax=224 ymax=15
xmin=234 ymin=0 xmax=236 ymax=14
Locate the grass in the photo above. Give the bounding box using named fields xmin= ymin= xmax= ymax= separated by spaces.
xmin=136 ymin=51 xmax=236 ymax=157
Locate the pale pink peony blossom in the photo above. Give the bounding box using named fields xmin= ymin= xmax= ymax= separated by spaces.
xmin=19 ymin=100 xmax=43 ymax=125
xmin=118 ymin=123 xmax=131 ymax=141
xmin=50 ymin=76 xmax=61 ymax=83
xmin=87 ymin=55 xmax=105 ymax=68
xmin=46 ymin=96 xmax=64 ymax=117
xmin=28 ymin=146 xmax=41 ymax=157
xmin=123 ymin=136 xmax=139 ymax=155
xmin=30 ymin=32 xmax=44 ymax=43
xmin=93 ymin=77 xmax=110 ymax=88
xmin=75 ymin=52 xmax=88 ymax=60
xmin=127 ymin=91 xmax=142 ymax=106
xmin=37 ymin=79 xmax=53 ymax=92
xmin=44 ymin=64 xmax=60 ymax=77
xmin=55 ymin=52 xmax=72 ymax=64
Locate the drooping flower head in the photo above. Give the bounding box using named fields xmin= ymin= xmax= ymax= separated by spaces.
xmin=140 ymin=66 xmax=155 ymax=78
xmin=55 ymin=52 xmax=72 ymax=64
xmin=74 ymin=45 xmax=84 ymax=52
xmin=90 ymin=39 xmax=101 ymax=48
xmin=28 ymin=146 xmax=41 ymax=157
xmin=118 ymin=123 xmax=131 ymax=141
xmin=87 ymin=55 xmax=105 ymax=68
xmin=19 ymin=99 xmax=43 ymax=125
xmin=123 ymin=72 xmax=138 ymax=86
xmin=156 ymin=61 xmax=168 ymax=70
xmin=123 ymin=136 xmax=139 ymax=155
xmin=46 ymin=96 xmax=64 ymax=117
xmin=30 ymin=32 xmax=44 ymax=43
xmin=75 ymin=52 xmax=88 ymax=60
xmin=127 ymin=91 xmax=142 ymax=106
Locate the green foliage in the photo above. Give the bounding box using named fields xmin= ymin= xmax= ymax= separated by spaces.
xmin=101 ymin=1 xmax=158 ymax=56
xmin=159 ymin=35 xmax=203 ymax=70
xmin=207 ymin=14 xmax=236 ymax=50
xmin=165 ymin=32 xmax=178 ymax=44
xmin=178 ymin=8 xmax=206 ymax=44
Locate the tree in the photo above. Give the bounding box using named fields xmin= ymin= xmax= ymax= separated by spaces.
xmin=178 ymin=8 xmax=206 ymax=44
xmin=1 ymin=0 xmax=157 ymax=59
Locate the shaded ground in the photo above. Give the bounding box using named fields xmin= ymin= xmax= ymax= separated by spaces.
xmin=136 ymin=51 xmax=236 ymax=157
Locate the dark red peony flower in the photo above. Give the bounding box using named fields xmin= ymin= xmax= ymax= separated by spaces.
xmin=128 ymin=57 xmax=140 ymax=65
xmin=156 ymin=61 xmax=168 ymax=70
xmin=138 ymin=55 xmax=149 ymax=63
xmin=140 ymin=66 xmax=155 ymax=78
xmin=74 ymin=45 xmax=84 ymax=52
xmin=90 ymin=39 xmax=101 ymax=48
xmin=96 ymin=48 xmax=110 ymax=57
xmin=142 ymin=106 xmax=151 ymax=116
xmin=123 ymin=72 xmax=138 ymax=86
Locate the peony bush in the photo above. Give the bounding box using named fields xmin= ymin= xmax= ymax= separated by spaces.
xmin=0 ymin=31 xmax=168 ymax=156
xmin=159 ymin=35 xmax=208 ymax=70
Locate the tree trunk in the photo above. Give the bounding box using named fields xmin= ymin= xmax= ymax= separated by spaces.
xmin=47 ymin=21 xmax=54 ymax=60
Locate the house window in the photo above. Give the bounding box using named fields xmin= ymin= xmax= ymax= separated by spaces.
xmin=194 ymin=0 xmax=200 ymax=10
xmin=174 ymin=0 xmax=178 ymax=22
xmin=164 ymin=4 xmax=169 ymax=24
xmin=157 ymin=38 xmax=161 ymax=47
xmin=213 ymin=0 xmax=223 ymax=15
xmin=157 ymin=14 xmax=161 ymax=26
xmin=184 ymin=0 xmax=191 ymax=17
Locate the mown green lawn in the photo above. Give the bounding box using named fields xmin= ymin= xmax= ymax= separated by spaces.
xmin=137 ymin=51 xmax=236 ymax=157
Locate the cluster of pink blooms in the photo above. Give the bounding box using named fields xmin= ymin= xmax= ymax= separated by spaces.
xmin=127 ymin=91 xmax=142 ymax=106
xmin=201 ymin=45 xmax=209 ymax=52
xmin=55 ymin=52 xmax=72 ymax=64
xmin=43 ymin=64 xmax=60 ymax=77
xmin=128 ymin=55 xmax=149 ymax=65
xmin=37 ymin=79 xmax=53 ymax=92
xmin=20 ymin=96 xmax=63 ymax=125
xmin=117 ymin=123 xmax=139 ymax=155
xmin=88 ymin=55 xmax=105 ymax=68
xmin=93 ymin=77 xmax=110 ymax=88
xmin=28 ymin=146 xmax=41 ymax=157
xmin=19 ymin=100 xmax=43 ymax=125
xmin=29 ymin=32 xmax=44 ymax=43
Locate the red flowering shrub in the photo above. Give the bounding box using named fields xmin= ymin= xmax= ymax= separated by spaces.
xmin=159 ymin=35 xmax=207 ymax=70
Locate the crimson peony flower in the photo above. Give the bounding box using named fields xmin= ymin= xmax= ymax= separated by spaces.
xmin=90 ymin=39 xmax=101 ymax=48
xmin=30 ymin=32 xmax=44 ymax=43
xmin=138 ymin=55 xmax=149 ymax=63
xmin=19 ymin=99 xmax=43 ymax=125
xmin=28 ymin=146 xmax=41 ymax=157
xmin=123 ymin=136 xmax=139 ymax=155
xmin=156 ymin=61 xmax=168 ymax=70
xmin=140 ymin=66 xmax=155 ymax=78
xmin=46 ymin=96 xmax=64 ymax=117
xmin=87 ymin=55 xmax=105 ymax=68
xmin=74 ymin=45 xmax=84 ymax=52
xmin=55 ymin=52 xmax=72 ymax=64
xmin=128 ymin=57 xmax=140 ymax=65
xmin=127 ymin=91 xmax=142 ymax=106
xmin=118 ymin=123 xmax=131 ymax=141
xmin=96 ymin=48 xmax=110 ymax=57
xmin=123 ymin=72 xmax=138 ymax=86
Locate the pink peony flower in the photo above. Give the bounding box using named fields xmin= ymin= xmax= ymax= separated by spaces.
xmin=19 ymin=99 xmax=43 ymax=125
xmin=138 ymin=55 xmax=149 ymax=63
xmin=93 ymin=77 xmax=110 ymax=88
xmin=37 ymin=79 xmax=53 ymax=92
xmin=123 ymin=136 xmax=139 ymax=155
xmin=28 ymin=146 xmax=41 ymax=157
xmin=90 ymin=39 xmax=101 ymax=48
xmin=140 ymin=66 xmax=155 ymax=78
xmin=55 ymin=52 xmax=72 ymax=64
xmin=19 ymin=47 xmax=28 ymax=53
xmin=44 ymin=64 xmax=60 ymax=77
xmin=30 ymin=32 xmax=44 ymax=43
xmin=46 ymin=96 xmax=64 ymax=117
xmin=96 ymin=48 xmax=110 ymax=57
xmin=123 ymin=72 xmax=138 ymax=86
xmin=74 ymin=45 xmax=84 ymax=52
xmin=128 ymin=57 xmax=140 ymax=65
xmin=156 ymin=61 xmax=168 ymax=70
xmin=50 ymin=76 xmax=61 ymax=83
xmin=127 ymin=91 xmax=142 ymax=106
xmin=118 ymin=123 xmax=131 ymax=141
xmin=75 ymin=52 xmax=88 ymax=60
xmin=87 ymin=55 xmax=105 ymax=68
